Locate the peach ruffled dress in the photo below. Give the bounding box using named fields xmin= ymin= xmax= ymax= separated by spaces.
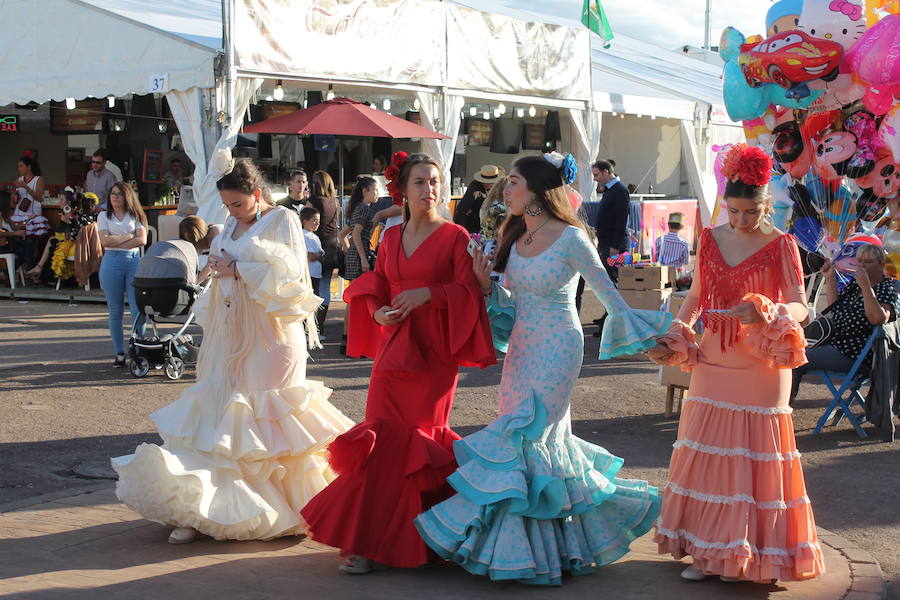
xmin=654 ymin=229 xmax=826 ymax=581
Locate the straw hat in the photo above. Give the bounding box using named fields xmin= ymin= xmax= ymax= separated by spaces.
xmin=668 ymin=212 xmax=684 ymax=226
xmin=474 ymin=165 xmax=503 ymax=184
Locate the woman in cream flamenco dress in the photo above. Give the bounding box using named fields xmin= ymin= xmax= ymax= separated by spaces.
xmin=112 ymin=159 xmax=353 ymax=544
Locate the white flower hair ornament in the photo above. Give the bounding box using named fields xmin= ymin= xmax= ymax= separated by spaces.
xmin=212 ymin=148 xmax=236 ymax=177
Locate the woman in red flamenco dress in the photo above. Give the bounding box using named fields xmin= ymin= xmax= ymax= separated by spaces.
xmin=301 ymin=153 xmax=496 ymax=573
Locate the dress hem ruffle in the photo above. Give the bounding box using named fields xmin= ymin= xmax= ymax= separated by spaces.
xmin=415 ymin=390 xmax=660 ymax=585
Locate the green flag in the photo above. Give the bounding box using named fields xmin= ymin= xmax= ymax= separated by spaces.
xmin=582 ymin=0 xmax=614 ymax=46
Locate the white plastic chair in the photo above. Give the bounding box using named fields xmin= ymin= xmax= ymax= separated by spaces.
xmin=55 ymin=256 xmax=90 ymax=291
xmin=0 ymin=253 xmax=24 ymax=288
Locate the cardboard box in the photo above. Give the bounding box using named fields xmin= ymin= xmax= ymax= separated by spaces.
xmin=618 ymin=265 xmax=671 ymax=291
xmin=619 ymin=288 xmax=671 ymax=311
xmin=669 ymin=291 xmax=689 ymax=318
xmin=661 ymin=364 xmax=691 ymax=388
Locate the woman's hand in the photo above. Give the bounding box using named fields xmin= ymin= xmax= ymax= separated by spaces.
xmin=646 ymin=341 xmax=675 ymax=363
xmin=374 ymin=305 xmax=405 ymax=326
xmin=390 ymin=287 xmax=431 ymax=319
xmin=730 ymin=302 xmax=763 ymax=325
xmin=855 ymin=264 xmax=871 ymax=290
xmin=472 ymin=247 xmax=493 ymax=290
xmin=360 ymin=259 xmax=371 ymax=273
xmin=208 ymin=251 xmax=237 ymax=279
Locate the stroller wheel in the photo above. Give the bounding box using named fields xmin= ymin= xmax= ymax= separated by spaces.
xmin=129 ymin=356 xmax=150 ymax=378
xmin=164 ymin=357 xmax=185 ymax=380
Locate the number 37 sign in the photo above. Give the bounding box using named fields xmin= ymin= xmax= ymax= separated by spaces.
xmin=147 ymin=73 xmax=170 ymax=94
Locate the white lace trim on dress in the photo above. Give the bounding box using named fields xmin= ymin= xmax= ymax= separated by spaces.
xmin=666 ymin=482 xmax=811 ymax=509
xmin=673 ymin=439 xmax=802 ymax=462
xmin=683 ymin=396 xmax=793 ymax=415
xmin=656 ymin=524 xmax=821 ymax=556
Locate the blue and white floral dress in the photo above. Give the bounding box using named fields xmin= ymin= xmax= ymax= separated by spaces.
xmin=415 ymin=225 xmax=671 ymax=585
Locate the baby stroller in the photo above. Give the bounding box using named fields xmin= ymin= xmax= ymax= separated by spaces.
xmin=128 ymin=240 xmax=204 ymax=380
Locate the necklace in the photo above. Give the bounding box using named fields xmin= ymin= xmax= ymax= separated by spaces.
xmin=523 ymin=217 xmax=551 ymax=246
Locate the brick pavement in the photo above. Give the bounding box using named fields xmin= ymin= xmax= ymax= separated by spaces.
xmin=0 ymin=485 xmax=885 ymax=600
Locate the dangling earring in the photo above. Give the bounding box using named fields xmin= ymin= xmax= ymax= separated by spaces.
xmin=759 ymin=213 xmax=774 ymax=234
xmin=525 ymin=196 xmax=543 ymax=217
xmin=255 ymin=201 xmax=262 ymax=220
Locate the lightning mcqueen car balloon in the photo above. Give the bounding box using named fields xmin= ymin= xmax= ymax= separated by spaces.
xmin=738 ymin=31 xmax=842 ymax=98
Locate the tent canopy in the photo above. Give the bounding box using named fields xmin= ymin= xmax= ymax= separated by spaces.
xmin=0 ymin=0 xmax=216 ymax=106
xmin=592 ymin=34 xmax=726 ymax=120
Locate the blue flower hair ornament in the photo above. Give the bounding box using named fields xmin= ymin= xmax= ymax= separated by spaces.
xmin=542 ymin=151 xmax=578 ymax=185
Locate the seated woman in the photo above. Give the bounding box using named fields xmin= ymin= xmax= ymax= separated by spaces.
xmin=791 ymin=243 xmax=899 ymax=402
xmin=26 ymin=190 xmax=94 ymax=284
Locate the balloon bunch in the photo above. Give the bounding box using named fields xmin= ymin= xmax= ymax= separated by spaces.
xmin=717 ymin=0 xmax=900 ymax=275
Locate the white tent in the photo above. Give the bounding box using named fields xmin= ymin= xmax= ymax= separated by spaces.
xmin=0 ymin=0 xmax=216 ymax=106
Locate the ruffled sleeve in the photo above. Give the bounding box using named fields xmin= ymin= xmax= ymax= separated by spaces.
xmin=343 ymin=268 xmax=389 ymax=360
xmin=232 ymin=208 xmax=323 ymax=346
xmin=739 ymin=292 xmax=808 ymax=369
xmin=561 ymin=227 xmax=672 ymax=359
xmin=424 ymin=226 xmax=497 ymax=368
xmin=485 ymin=282 xmax=516 ymax=354
xmin=654 ymin=320 xmax=700 ymax=371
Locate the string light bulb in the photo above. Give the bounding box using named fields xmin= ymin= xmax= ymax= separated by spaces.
xmin=498 ymin=102 xmax=506 ymax=115
xmin=469 ymin=106 xmax=477 ymax=116
xmin=65 ymin=97 xmax=76 ymax=110
xmin=528 ymin=105 xmax=536 ymax=118
xmin=383 ymin=98 xmax=391 ymax=111
xmin=413 ymin=98 xmax=421 ymax=110
xmin=107 ymin=96 xmax=115 ymax=108
xmin=493 ymin=108 xmax=501 ymax=118
xmin=273 ymin=80 xmax=284 ymax=101
xmin=516 ymin=108 xmax=525 ymax=118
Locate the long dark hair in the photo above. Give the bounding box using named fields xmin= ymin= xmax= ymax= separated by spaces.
xmin=19 ymin=155 xmax=42 ymax=177
xmin=397 ymin=153 xmax=443 ymax=221
xmin=348 ymin=176 xmax=376 ymax=220
xmin=107 ymin=181 xmax=148 ymax=226
xmin=493 ymin=155 xmax=585 ymax=273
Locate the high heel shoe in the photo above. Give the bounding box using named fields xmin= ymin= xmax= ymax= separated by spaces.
xmin=168 ymin=527 xmax=198 ymax=544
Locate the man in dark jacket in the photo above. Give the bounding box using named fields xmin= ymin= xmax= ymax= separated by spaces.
xmin=453 ymin=165 xmax=502 ymax=234
xmin=592 ymin=159 xmax=630 ymax=282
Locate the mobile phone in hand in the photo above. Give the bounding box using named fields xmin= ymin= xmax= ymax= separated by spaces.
xmin=466 ymin=237 xmax=481 ymax=257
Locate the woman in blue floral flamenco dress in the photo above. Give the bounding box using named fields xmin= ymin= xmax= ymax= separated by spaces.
xmin=415 ymin=154 xmax=672 ymax=585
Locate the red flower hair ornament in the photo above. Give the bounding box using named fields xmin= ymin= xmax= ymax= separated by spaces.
xmin=384 ymin=151 xmax=409 ymax=206
xmin=721 ymin=143 xmax=773 ymax=187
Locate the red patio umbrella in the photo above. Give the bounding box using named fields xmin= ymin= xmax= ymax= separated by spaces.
xmin=243 ymin=97 xmax=449 ymax=139
xmin=243 ymin=97 xmax=448 ymax=200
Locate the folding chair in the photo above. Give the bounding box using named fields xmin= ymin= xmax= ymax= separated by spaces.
xmin=811 ymin=328 xmax=879 ymax=439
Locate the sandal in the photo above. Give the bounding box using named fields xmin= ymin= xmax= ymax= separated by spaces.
xmin=338 ymin=556 xmax=388 ymax=574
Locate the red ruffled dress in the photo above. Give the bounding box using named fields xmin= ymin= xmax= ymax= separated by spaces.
xmin=301 ymin=222 xmax=496 ymax=567
xmin=654 ymin=229 xmax=826 ymax=581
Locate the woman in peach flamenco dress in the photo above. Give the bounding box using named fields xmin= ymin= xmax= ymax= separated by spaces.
xmin=648 ymin=144 xmax=826 ymax=583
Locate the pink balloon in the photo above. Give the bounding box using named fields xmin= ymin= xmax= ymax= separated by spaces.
xmin=846 ymin=14 xmax=900 ymax=86
xmin=880 ymin=106 xmax=900 ymax=162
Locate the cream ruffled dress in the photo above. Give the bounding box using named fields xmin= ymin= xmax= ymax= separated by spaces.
xmin=112 ymin=207 xmax=353 ymax=540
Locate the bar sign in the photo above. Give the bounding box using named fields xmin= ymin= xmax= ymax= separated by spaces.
xmin=0 ymin=115 xmax=18 ymax=133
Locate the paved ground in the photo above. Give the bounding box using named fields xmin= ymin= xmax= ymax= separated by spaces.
xmin=1 ymin=297 xmax=896 ymax=599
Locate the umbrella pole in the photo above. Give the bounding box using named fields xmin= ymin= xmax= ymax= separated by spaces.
xmin=338 ymin=139 xmax=344 ymax=223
